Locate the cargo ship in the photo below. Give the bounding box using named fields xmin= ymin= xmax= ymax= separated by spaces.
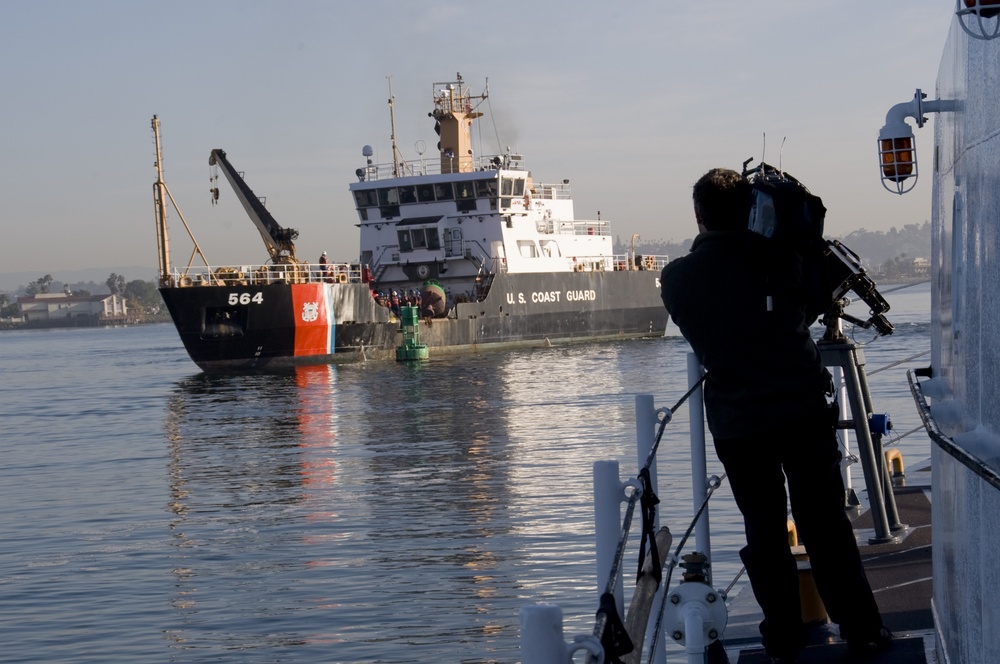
xmin=152 ymin=75 xmax=669 ymax=372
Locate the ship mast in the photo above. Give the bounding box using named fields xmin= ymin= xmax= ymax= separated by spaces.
xmin=150 ymin=116 xmax=211 ymax=285
xmin=431 ymin=73 xmax=486 ymax=174
xmin=388 ymin=76 xmax=405 ymax=177
xmin=151 ymin=116 xmax=172 ymax=287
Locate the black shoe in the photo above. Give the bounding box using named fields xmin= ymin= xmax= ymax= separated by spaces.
xmin=845 ymin=625 xmax=893 ymax=656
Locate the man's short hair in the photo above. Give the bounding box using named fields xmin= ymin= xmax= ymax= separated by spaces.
xmin=692 ymin=168 xmax=751 ymax=232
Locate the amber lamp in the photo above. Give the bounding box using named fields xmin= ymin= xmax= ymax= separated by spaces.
xmin=877 ymin=122 xmax=918 ymax=194
xmin=877 ymin=89 xmax=962 ymax=194
xmin=880 ymin=137 xmax=915 ymax=180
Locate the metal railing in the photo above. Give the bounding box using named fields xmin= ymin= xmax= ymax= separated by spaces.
xmin=611 ymin=254 xmax=670 ymax=272
xmin=521 ymin=357 xmax=728 ymax=664
xmin=169 ymin=262 xmax=366 ymax=288
xmin=359 ymin=152 xmax=524 ymax=182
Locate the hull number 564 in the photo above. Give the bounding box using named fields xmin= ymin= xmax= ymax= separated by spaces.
xmin=228 ymin=292 xmax=264 ymax=305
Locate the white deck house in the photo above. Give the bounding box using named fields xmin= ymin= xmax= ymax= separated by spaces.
xmin=18 ymin=292 xmax=129 ymax=325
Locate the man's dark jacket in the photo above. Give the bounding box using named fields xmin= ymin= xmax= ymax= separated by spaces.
xmin=660 ymin=230 xmax=832 ymax=439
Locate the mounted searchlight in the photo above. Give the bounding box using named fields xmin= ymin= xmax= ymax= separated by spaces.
xmin=957 ymin=0 xmax=1000 ymax=40
xmin=877 ymin=89 xmax=961 ymax=195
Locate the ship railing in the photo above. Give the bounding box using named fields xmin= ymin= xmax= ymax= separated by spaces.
xmin=570 ymin=256 xmax=613 ymax=272
xmin=359 ymin=151 xmax=540 ymax=183
xmin=360 ymin=152 xmax=507 ymax=182
xmin=530 ymin=182 xmax=572 ymax=201
xmin=171 ymin=262 xmax=368 ymax=287
xmin=538 ymin=219 xmax=611 ymax=237
xmin=449 ymin=239 xmax=495 ymax=274
xmin=611 ymin=254 xmax=670 ymax=272
xmin=521 ymin=365 xmax=731 ymax=664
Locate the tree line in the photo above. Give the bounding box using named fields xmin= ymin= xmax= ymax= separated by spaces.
xmin=1 ymin=274 xmax=166 ymax=321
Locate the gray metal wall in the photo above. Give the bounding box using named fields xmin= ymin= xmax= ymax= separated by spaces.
xmin=930 ymin=18 xmax=1000 ymax=664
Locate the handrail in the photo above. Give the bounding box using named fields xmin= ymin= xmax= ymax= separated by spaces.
xmin=359 ymin=152 xmax=522 ymax=182
xmin=611 ymin=254 xmax=670 ymax=272
xmin=908 ymin=369 xmax=1000 ymax=491
xmin=170 ymin=262 xmax=367 ymax=287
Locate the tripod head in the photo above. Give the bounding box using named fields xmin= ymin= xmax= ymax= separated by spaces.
xmin=819 ymin=239 xmax=894 ymax=342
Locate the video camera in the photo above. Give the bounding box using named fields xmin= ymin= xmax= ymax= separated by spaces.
xmin=822 ymin=239 xmax=894 ymax=337
xmin=742 ymin=160 xmax=894 ymax=340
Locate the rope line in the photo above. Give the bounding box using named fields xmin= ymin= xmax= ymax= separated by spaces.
xmin=636 ymin=468 xmax=662 ymax=585
xmin=865 ymin=349 xmax=930 ymax=376
xmin=892 ymin=424 xmax=927 ymax=441
xmin=879 ymin=280 xmax=930 ymax=294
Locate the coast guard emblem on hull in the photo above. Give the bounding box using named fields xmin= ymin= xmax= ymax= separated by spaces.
xmin=301 ymin=302 xmax=320 ymax=323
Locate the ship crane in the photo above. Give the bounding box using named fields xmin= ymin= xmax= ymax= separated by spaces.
xmin=208 ymin=148 xmax=300 ymax=265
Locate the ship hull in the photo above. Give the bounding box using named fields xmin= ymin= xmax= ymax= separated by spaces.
xmin=160 ymin=270 xmax=668 ymax=372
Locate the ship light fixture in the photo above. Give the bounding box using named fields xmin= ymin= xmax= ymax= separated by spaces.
xmin=878 ymin=89 xmax=961 ymax=194
xmin=956 ymin=0 xmax=1000 ymax=40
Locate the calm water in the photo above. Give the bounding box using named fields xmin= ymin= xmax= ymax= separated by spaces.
xmin=0 ymin=283 xmax=930 ymax=663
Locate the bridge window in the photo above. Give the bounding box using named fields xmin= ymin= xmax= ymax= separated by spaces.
xmin=354 ymin=189 xmax=378 ymax=207
xmin=417 ymin=184 xmax=435 ymax=202
xmin=476 ymin=179 xmax=497 ymax=198
xmin=378 ymin=188 xmax=399 ymax=205
xmin=500 ymin=177 xmax=527 ymax=209
xmin=434 ymin=182 xmax=454 ymax=200
xmin=377 ymin=188 xmax=400 ymax=217
xmin=398 ymin=186 xmax=417 ymax=204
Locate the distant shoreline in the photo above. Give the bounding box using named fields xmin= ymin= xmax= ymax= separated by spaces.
xmin=876 ymin=277 xmax=930 ymax=287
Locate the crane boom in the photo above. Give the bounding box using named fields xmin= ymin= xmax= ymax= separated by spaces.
xmin=208 ymin=148 xmax=299 ymax=264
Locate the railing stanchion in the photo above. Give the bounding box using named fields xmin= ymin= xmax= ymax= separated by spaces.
xmin=635 ymin=394 xmax=667 ymax=664
xmin=634 ymin=394 xmax=659 ymax=525
xmin=686 ymin=354 xmax=712 ymax=579
xmin=519 ymin=604 xmax=567 ymax=664
xmin=594 ymin=460 xmax=624 ymax=613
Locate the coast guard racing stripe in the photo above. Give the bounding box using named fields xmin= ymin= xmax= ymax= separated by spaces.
xmin=291 ymin=284 xmax=334 ymax=356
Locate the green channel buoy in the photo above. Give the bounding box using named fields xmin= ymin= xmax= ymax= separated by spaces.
xmin=395 ymin=305 xmax=429 ymax=361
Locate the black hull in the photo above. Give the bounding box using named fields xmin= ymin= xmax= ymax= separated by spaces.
xmin=159 ymin=270 xmax=668 ymax=372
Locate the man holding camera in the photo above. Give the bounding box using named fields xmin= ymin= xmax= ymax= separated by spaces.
xmin=659 ymin=168 xmax=891 ymax=662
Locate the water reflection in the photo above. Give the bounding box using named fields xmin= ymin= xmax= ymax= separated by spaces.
xmin=352 ymin=359 xmax=520 ymax=655
xmin=160 ymin=357 xmax=528 ymax=660
xmin=164 ymin=372 xmax=314 ymax=654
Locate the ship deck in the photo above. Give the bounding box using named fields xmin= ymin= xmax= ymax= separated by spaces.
xmin=720 ymin=460 xmax=936 ymax=663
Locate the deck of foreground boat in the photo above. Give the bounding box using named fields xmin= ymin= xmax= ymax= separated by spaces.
xmin=720 ymin=460 xmax=935 ymax=663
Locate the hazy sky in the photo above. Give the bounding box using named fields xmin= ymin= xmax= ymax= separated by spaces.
xmin=0 ymin=1 xmax=956 ymax=278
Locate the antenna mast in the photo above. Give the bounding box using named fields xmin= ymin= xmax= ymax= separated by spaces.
xmin=388 ymin=76 xmax=405 ymax=177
